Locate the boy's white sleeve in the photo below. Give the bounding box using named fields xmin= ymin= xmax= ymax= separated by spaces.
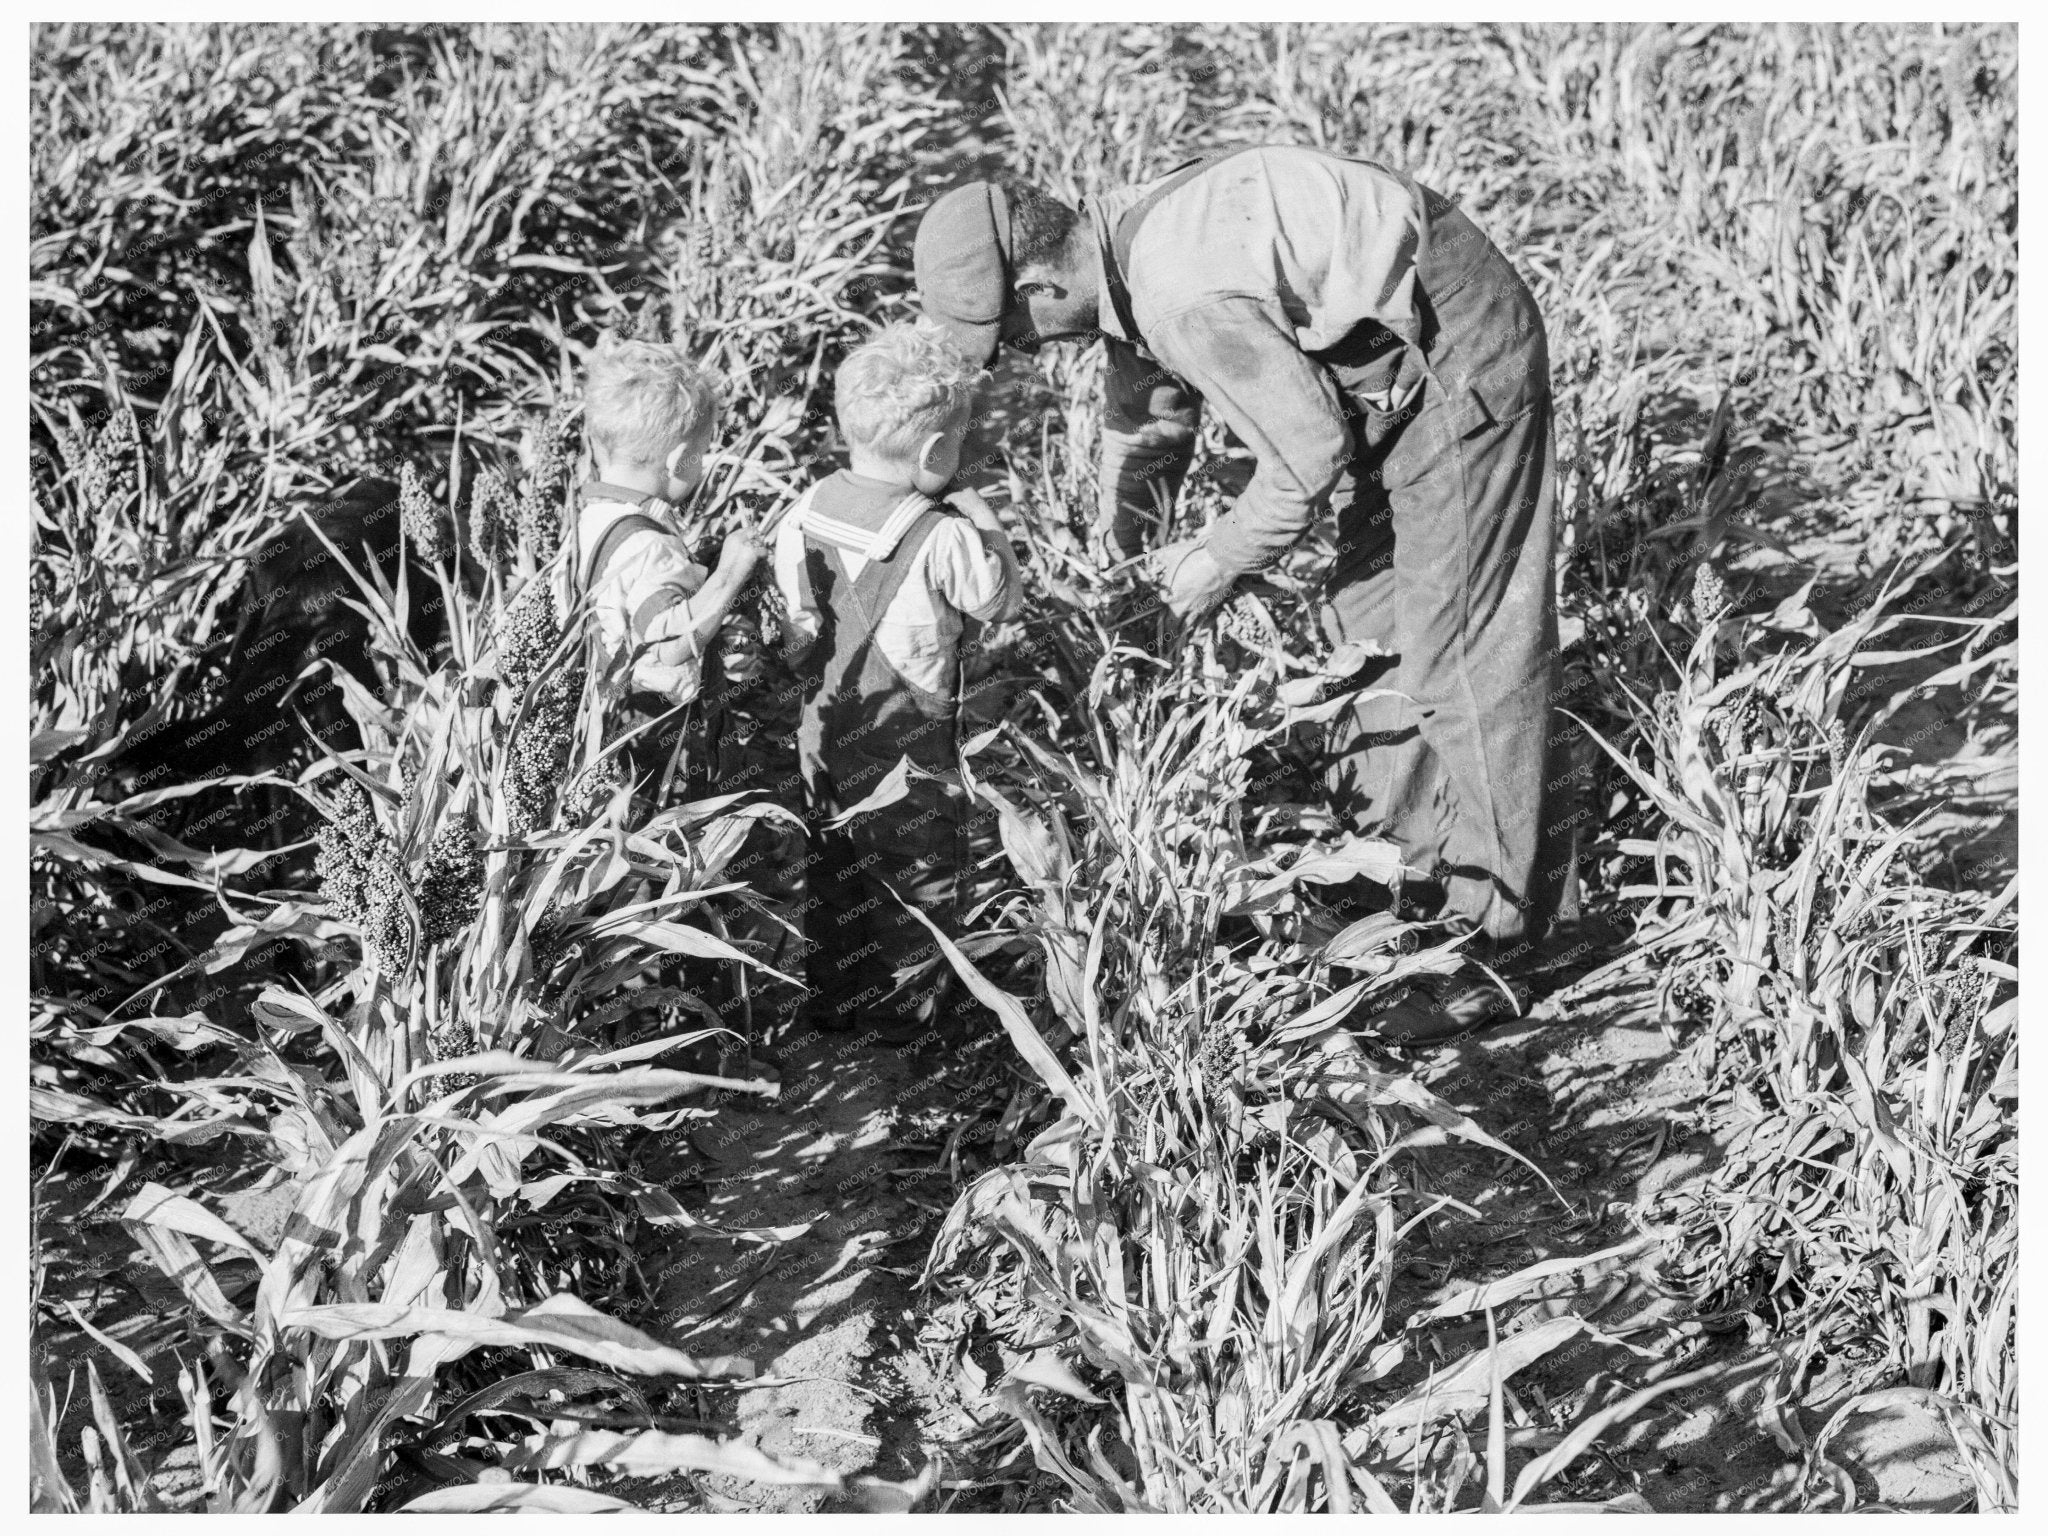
xmin=606 ymin=534 xmax=707 ymax=635
xmin=771 ymin=515 xmax=821 ymax=643
xmin=596 ymin=529 xmax=710 ymax=692
xmin=927 ymin=517 xmax=1022 ymax=622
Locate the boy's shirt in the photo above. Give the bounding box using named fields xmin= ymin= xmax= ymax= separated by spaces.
xmin=578 ymin=488 xmax=712 ymax=704
xmin=771 ymin=470 xmax=1019 ymax=700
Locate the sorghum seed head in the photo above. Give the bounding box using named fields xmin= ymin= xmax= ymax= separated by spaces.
xmin=528 ymin=903 xmax=585 ymax=1005
xmin=564 ymin=754 xmax=629 ymax=823
xmin=1692 ymin=562 xmax=1731 ymax=623
xmin=507 ymin=678 xmax=576 ymax=835
xmin=1217 ymin=593 xmax=1281 ymax=656
xmin=496 ymin=580 xmax=563 ymax=695
xmin=363 ymin=845 xmax=415 ymax=972
xmin=470 ymin=467 xmax=511 ymax=570
xmin=95 ymin=413 xmax=137 ymax=498
xmin=528 ymin=401 xmax=577 ymax=492
xmin=517 ymin=486 xmax=563 ymax=563
xmin=417 ymin=822 xmax=484 ymax=946
xmin=315 ymin=778 xmax=382 ymax=923
xmin=327 ymin=778 xmax=377 ymax=844
xmin=427 ymin=1013 xmax=481 ymax=1091
xmin=315 ymin=821 xmax=369 ymax=924
xmin=64 ymin=427 xmax=114 ymax=508
xmin=515 ymin=405 xmax=578 ymax=562
xmin=400 ymin=464 xmax=450 ymax=561
xmin=1194 ymin=1012 xmax=1242 ymax=1082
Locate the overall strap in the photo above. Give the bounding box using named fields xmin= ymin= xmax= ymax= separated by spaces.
xmin=577 ymin=481 xmax=676 ymax=588
xmin=1103 ymin=145 xmax=1263 ymax=347
xmin=582 ymin=512 xmax=671 ymax=588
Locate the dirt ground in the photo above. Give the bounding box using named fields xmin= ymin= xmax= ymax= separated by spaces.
xmin=615 ymin=950 xmax=1984 ymax=1511
xmin=1404 ymin=979 xmax=1978 ymax=1513
xmin=35 ymin=965 xmax=1981 ymax=1512
xmin=624 ymin=1010 xmax=1007 ymax=1512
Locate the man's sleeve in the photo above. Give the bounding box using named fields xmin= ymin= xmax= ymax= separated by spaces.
xmin=1097 ymin=338 xmax=1201 ymax=558
xmin=1147 ymin=298 xmax=1354 ymax=578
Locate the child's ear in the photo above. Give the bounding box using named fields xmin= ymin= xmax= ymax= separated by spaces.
xmin=911 ymin=432 xmax=958 ymax=496
xmin=665 ymin=442 xmax=688 ymax=479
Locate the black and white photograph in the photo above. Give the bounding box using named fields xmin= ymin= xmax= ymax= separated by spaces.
xmin=25 ymin=15 xmax=2019 ymax=1515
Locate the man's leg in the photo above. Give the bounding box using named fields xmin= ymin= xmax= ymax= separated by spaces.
xmin=1323 ymin=389 xmax=1578 ymax=1043
xmin=1381 ymin=388 xmax=1569 ymax=948
xmin=1323 ymin=424 xmax=1458 ymax=916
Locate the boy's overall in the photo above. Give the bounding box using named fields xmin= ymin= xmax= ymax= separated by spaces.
xmin=576 ymin=480 xmax=704 ymax=800
xmin=780 ymin=482 xmax=986 ymax=1038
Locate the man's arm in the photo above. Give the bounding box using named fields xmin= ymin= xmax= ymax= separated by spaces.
xmin=1147 ymin=298 xmax=1354 ymax=579
xmin=1097 ymin=337 xmax=1201 ymax=560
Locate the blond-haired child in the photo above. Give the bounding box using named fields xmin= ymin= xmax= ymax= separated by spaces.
xmin=577 ymin=336 xmax=764 ymax=790
xmin=770 ymin=321 xmax=1023 ymax=1042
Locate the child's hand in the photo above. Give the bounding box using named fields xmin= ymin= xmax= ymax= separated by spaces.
xmin=717 ymin=530 xmax=765 ymax=579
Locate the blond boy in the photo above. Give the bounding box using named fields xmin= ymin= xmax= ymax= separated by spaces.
xmin=771 ymin=322 xmax=1023 ymax=1041
xmin=578 ymin=337 xmax=763 ymax=787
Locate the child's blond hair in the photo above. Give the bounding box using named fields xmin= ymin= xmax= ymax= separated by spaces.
xmin=583 ymin=336 xmax=721 ymax=467
xmin=834 ymin=321 xmax=978 ymax=461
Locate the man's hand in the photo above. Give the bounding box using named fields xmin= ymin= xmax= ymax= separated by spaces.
xmin=1155 ymin=538 xmax=1234 ymax=623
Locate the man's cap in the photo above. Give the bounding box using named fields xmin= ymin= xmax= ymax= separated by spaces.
xmin=913 ymin=182 xmax=1014 ymax=369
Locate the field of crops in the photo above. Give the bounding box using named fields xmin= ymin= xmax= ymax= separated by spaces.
xmin=29 ymin=22 xmax=2017 ymax=1514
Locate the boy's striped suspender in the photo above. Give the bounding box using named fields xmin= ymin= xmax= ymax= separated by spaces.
xmin=577 ymin=482 xmax=675 ymax=590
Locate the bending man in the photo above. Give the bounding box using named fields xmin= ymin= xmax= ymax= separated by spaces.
xmin=913 ymin=144 xmax=1585 ymax=1032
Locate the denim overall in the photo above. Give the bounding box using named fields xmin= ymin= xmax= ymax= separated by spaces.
xmin=787 ymin=492 xmax=967 ymax=1033
xmin=1316 ymin=180 xmax=1583 ymax=952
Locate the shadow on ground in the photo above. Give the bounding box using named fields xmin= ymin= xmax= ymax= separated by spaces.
xmin=1368 ymin=963 xmax=1976 ymax=1512
xmin=630 ymin=1009 xmax=1009 ymax=1512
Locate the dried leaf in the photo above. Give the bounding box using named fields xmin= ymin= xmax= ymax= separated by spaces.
xmin=283 ymin=1292 xmax=755 ymax=1379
